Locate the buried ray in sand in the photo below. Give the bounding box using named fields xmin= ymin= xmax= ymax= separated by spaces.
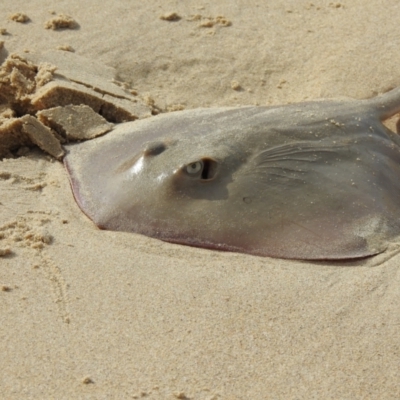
xmin=64 ymin=87 xmax=400 ymax=260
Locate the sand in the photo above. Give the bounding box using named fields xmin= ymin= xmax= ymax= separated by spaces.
xmin=1 ymin=1 xmax=400 ymax=399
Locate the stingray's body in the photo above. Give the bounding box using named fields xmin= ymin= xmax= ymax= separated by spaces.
xmin=64 ymin=87 xmax=400 ymax=260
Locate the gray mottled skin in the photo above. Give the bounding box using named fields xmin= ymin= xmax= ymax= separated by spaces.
xmin=64 ymin=87 xmax=400 ymax=260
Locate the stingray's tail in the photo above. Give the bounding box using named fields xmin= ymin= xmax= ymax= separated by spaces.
xmin=365 ymin=86 xmax=400 ymax=120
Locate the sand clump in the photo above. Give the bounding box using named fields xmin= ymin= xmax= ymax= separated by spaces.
xmin=0 ymin=247 xmax=12 ymax=257
xmin=230 ymin=80 xmax=242 ymax=90
xmin=20 ymin=115 xmax=65 ymax=159
xmin=44 ymin=14 xmax=78 ymax=30
xmin=159 ymin=12 xmax=181 ymax=21
xmin=38 ymin=105 xmax=113 ymax=140
xmin=0 ymin=54 xmax=57 ymax=109
xmin=0 ymin=51 xmax=152 ymax=158
xmin=9 ymin=13 xmax=30 ymax=23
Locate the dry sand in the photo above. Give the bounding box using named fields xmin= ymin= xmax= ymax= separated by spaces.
xmin=1 ymin=1 xmax=400 ymax=399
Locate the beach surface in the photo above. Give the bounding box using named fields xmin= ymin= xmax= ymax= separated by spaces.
xmin=1 ymin=1 xmax=400 ymax=398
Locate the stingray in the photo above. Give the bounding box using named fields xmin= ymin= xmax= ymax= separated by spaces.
xmin=64 ymin=87 xmax=400 ymax=260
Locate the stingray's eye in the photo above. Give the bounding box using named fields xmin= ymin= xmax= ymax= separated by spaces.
xmin=183 ymin=158 xmax=218 ymax=180
xmin=186 ymin=161 xmax=203 ymax=175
